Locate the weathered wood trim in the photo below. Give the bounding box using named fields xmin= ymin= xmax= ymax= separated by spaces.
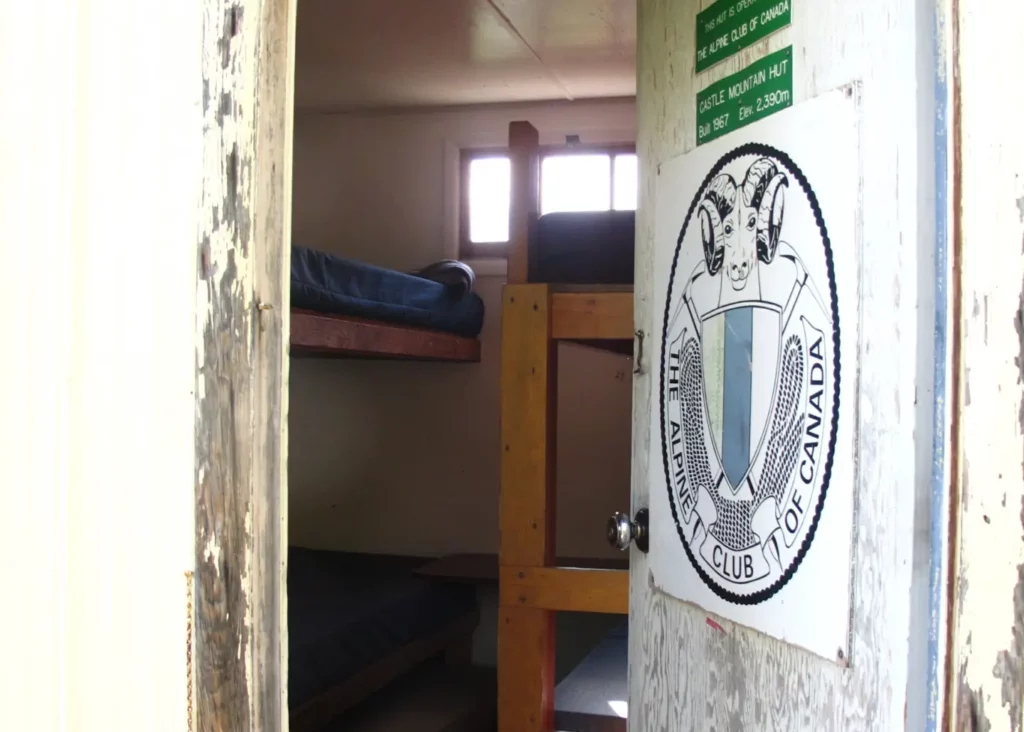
xmin=194 ymin=1 xmax=294 ymax=730
xmin=500 ymin=567 xmax=629 ymax=614
xmin=947 ymin=1 xmax=1024 ymax=729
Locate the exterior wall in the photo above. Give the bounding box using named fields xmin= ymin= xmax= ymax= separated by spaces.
xmin=0 ymin=2 xmax=202 ymax=730
xmin=630 ymin=0 xmax=940 ymax=729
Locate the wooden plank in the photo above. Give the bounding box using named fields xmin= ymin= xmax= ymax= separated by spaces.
xmin=551 ymin=292 xmax=634 ymax=341
xmin=499 ymin=607 xmax=555 ymax=732
xmin=499 ymin=283 xmax=556 ymax=732
xmin=290 ymin=309 xmax=481 ymax=362
xmin=947 ymin=3 xmax=1024 ymax=729
xmin=194 ymin=1 xmax=294 ymax=731
xmin=554 ymin=623 xmax=628 ymax=732
xmin=500 ymin=284 xmax=556 ymax=566
xmin=500 ymin=567 xmax=629 ymax=615
xmin=507 ymin=121 xmax=540 ymax=284
xmin=415 ymin=553 xmax=630 ymax=584
xmin=631 ymin=1 xmax=933 ymax=730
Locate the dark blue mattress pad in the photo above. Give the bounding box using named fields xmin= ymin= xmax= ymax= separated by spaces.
xmin=287 ymin=547 xmax=476 ymax=710
xmin=291 ymin=246 xmax=485 ymax=338
xmin=528 ymin=210 xmax=635 ymax=285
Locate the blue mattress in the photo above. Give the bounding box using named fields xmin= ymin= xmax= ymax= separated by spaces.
xmin=528 ymin=210 xmax=635 ymax=285
xmin=287 ymin=548 xmax=476 ymax=710
xmin=291 ymin=247 xmax=485 ymax=338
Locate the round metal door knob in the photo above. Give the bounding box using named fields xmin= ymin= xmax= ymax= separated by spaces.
xmin=606 ymin=508 xmax=649 ymax=553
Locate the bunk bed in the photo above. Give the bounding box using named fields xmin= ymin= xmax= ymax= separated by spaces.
xmin=498 ymin=121 xmax=633 ymax=732
xmin=286 ymin=252 xmax=488 ymax=729
xmin=287 ymin=547 xmax=480 ymax=732
xmin=289 ymin=246 xmax=484 ymax=362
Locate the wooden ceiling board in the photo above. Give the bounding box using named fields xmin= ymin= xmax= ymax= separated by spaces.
xmin=295 ymin=0 xmax=636 ymax=111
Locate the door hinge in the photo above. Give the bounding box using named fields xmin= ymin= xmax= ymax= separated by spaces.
xmin=634 ymin=330 xmax=645 ymax=374
xmin=185 ymin=570 xmax=195 ymax=732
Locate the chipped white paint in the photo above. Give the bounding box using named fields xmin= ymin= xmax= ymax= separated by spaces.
xmin=0 ymin=2 xmax=201 ymax=731
xmin=949 ymin=2 xmax=1024 ymax=729
xmin=206 ymin=539 xmax=223 ymax=576
xmin=632 ymin=0 xmax=942 ymax=729
xmin=192 ymin=1 xmax=294 ymax=730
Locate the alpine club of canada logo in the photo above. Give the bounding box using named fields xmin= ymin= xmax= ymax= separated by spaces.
xmin=659 ymin=143 xmax=840 ymax=605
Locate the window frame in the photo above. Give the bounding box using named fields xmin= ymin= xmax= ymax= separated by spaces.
xmin=459 ymin=146 xmax=511 ymax=260
xmin=459 ymin=141 xmax=637 ymax=260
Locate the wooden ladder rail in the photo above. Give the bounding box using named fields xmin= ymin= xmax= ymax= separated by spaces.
xmin=498 ymin=285 xmax=634 ymax=732
xmin=497 ymin=120 xmax=635 ymax=732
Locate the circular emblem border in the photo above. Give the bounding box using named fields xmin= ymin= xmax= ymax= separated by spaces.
xmin=658 ymin=142 xmax=842 ymax=605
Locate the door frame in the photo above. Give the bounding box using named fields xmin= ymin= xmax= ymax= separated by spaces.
xmin=193 ymin=1 xmax=295 ymax=730
xmin=189 ymin=0 xmax=1024 ymax=729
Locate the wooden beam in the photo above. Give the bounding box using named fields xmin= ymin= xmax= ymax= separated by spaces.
xmin=551 ymin=292 xmax=634 ymax=341
xmin=290 ymin=309 xmax=481 ymax=362
xmin=415 ymin=553 xmax=630 ymax=584
xmin=499 ymin=284 xmax=556 ymax=732
xmin=500 ymin=285 xmax=557 ymax=566
xmin=194 ymin=1 xmax=294 ymax=731
xmin=499 ymin=607 xmax=555 ymax=732
xmin=500 ymin=567 xmax=629 ymax=615
xmin=507 ymin=121 xmax=540 ymax=284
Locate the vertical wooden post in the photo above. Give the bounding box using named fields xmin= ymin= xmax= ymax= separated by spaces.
xmin=499 ymin=284 xmax=556 ymax=732
xmin=507 ymin=121 xmax=540 ymax=285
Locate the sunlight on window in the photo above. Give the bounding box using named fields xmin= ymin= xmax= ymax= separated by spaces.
xmin=540 ymin=154 xmax=611 ymax=214
xmin=468 ymin=157 xmax=510 ymax=243
xmin=614 ymin=154 xmax=638 ymax=211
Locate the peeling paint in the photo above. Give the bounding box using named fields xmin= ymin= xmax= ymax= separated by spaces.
xmin=991 ymin=512 xmax=1024 ymax=731
xmin=958 ymin=662 xmax=992 ymax=731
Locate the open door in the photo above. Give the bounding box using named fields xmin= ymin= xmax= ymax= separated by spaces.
xmin=628 ymin=1 xmax=954 ymax=728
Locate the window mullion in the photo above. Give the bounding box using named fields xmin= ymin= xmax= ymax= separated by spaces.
xmin=608 ymin=153 xmax=615 ymax=211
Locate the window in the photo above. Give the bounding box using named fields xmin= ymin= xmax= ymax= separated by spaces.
xmin=460 ymin=143 xmax=637 ymax=258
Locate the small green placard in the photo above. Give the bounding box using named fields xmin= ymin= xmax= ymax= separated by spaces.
xmin=696 ymin=46 xmax=793 ymax=146
xmin=696 ymin=0 xmax=793 ymax=73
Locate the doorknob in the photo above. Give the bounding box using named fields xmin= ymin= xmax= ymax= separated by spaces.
xmin=607 ymin=509 xmax=649 ymax=553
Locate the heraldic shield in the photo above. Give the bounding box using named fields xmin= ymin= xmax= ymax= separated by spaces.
xmin=661 ymin=146 xmax=840 ymax=604
xmin=700 ymin=302 xmax=781 ymax=495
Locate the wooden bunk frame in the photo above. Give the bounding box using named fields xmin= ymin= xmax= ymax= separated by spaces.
xmin=290 ymin=308 xmax=481 ymax=362
xmin=498 ymin=121 xmax=633 ymax=732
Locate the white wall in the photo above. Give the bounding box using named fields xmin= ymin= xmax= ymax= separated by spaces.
xmin=630 ymin=1 xmax=939 ymax=729
xmin=289 ymin=98 xmax=637 ymax=562
xmin=0 ymin=3 xmax=199 ymax=730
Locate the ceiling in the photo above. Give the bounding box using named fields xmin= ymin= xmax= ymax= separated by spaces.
xmin=295 ymin=0 xmax=636 ymax=112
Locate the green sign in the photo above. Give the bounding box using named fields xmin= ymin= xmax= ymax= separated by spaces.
xmin=696 ymin=46 xmax=793 ymax=146
xmin=696 ymin=0 xmax=793 ymax=72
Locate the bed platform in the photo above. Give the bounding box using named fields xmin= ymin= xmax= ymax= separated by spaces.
xmin=498 ymin=120 xmax=634 ymax=732
xmin=290 ymin=246 xmax=484 ymax=362
xmin=287 ymin=548 xmax=479 ymax=732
